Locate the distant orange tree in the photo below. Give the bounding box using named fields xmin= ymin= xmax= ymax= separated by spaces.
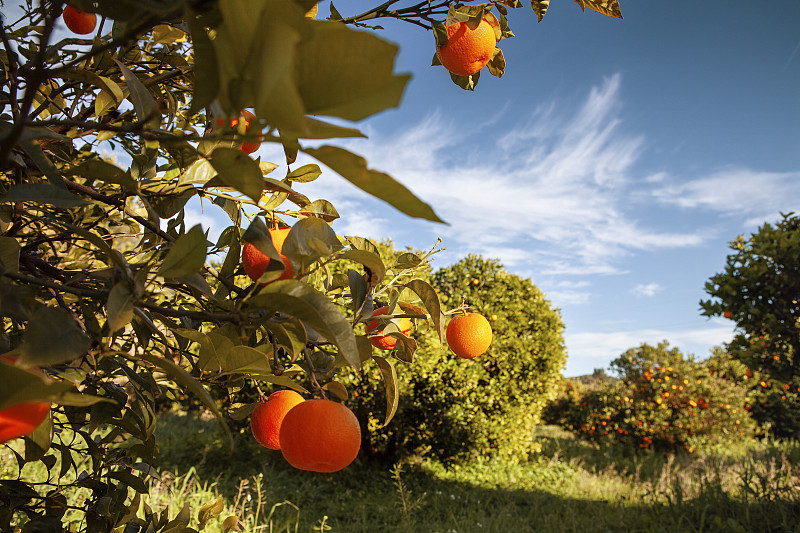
xmin=701 ymin=213 xmax=800 ymax=438
xmin=556 ymin=342 xmax=755 ymax=453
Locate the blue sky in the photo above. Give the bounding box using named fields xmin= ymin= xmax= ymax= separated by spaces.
xmin=266 ymin=1 xmax=799 ymax=376
xmin=16 ymin=1 xmax=799 ymax=376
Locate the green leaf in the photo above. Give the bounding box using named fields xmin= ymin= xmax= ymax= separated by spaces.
xmin=0 ymin=237 xmax=20 ymax=273
xmin=0 ymin=359 xmax=74 ymax=411
xmin=574 ymin=0 xmax=622 ymax=18
xmin=303 ymin=145 xmax=445 ymax=223
xmin=188 ymin=16 xmax=220 ymax=115
xmin=338 ymin=249 xmax=385 ymax=284
xmin=531 ymin=0 xmax=550 ymax=22
xmin=281 ymin=217 xmax=343 ymax=271
xmin=487 ymin=48 xmax=505 ymax=78
xmin=348 ymin=270 xmax=368 ymax=314
xmin=181 ymin=159 xmax=216 ymax=185
xmin=59 ymin=69 xmax=124 ymax=106
xmin=113 ymin=58 xmax=160 ymax=127
xmin=372 ymin=355 xmax=399 ymax=427
xmin=450 ymin=70 xmax=479 ymax=91
xmin=147 ymin=189 xmax=196 ymax=219
xmin=252 ymin=374 xmax=309 ymax=394
xmin=0 ymin=183 xmax=87 ymax=208
xmin=70 ymin=160 xmax=138 ymax=192
xmin=286 ymin=164 xmax=322 ymax=183
xmin=405 ymin=279 xmax=446 ymax=343
xmin=20 ymin=307 xmax=91 ymax=366
xmin=297 ymin=22 xmax=409 ymax=121
xmin=263 ymin=318 xmax=307 ymax=359
xmin=106 ymin=282 xmax=135 ymax=333
xmin=198 ymin=496 xmax=225 ymax=530
xmin=0 ymin=282 xmax=36 ymax=320
xmin=298 ymin=199 xmax=339 ymax=222
xmin=157 ymin=225 xmax=207 ymax=278
xmin=109 ymin=470 xmax=147 ymax=493
xmin=322 ymin=380 xmax=348 ymax=401
xmin=209 ymin=147 xmax=265 ymax=203
xmin=219 ymin=345 xmax=271 ymax=375
xmin=284 ymin=117 xmax=366 ymax=140
xmin=23 ymin=412 xmax=52 ymax=462
xmin=248 ymin=280 xmax=360 ymax=369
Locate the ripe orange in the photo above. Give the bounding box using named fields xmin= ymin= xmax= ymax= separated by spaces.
xmin=365 ymin=306 xmax=411 ymax=350
xmin=435 ymin=19 xmax=497 ymax=77
xmin=0 ymin=356 xmax=50 ymax=444
xmin=723 ymin=310 xmax=733 ymax=319
xmin=446 ymin=312 xmax=492 ymax=359
xmin=279 ymin=399 xmax=361 ymax=473
xmin=241 ymin=227 xmax=294 ymax=285
xmin=62 ymin=5 xmax=97 ymax=35
xmin=250 ymin=390 xmax=305 ymax=450
xmin=215 ymin=110 xmax=262 ymax=154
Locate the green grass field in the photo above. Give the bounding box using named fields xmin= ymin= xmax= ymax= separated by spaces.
xmin=3 ymin=411 xmax=800 ymax=532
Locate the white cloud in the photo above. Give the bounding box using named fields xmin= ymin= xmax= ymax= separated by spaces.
xmin=654 ymin=167 xmax=800 ymax=222
xmin=631 ymin=283 xmax=663 ymax=298
xmin=564 ymin=325 xmax=735 ymax=376
xmin=300 ymin=73 xmax=706 ymax=277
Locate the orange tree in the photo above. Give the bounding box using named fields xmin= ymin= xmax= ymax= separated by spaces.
xmin=558 ymin=342 xmax=755 ymax=454
xmin=345 ymin=254 xmax=567 ymax=465
xmin=0 ymin=0 xmax=623 ymax=530
xmin=700 ymin=213 xmax=800 ymax=438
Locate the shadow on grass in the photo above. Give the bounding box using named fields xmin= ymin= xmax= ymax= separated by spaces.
xmin=152 ymin=412 xmax=800 ymax=533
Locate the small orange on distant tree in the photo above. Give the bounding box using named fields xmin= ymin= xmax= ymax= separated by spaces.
xmin=471 ymin=278 xmax=480 ymax=286
xmin=446 ymin=312 xmax=492 ymax=359
xmin=365 ymin=306 xmax=411 ymax=350
xmin=62 ymin=5 xmax=97 ymax=35
xmin=279 ymin=399 xmax=361 ymax=473
xmin=435 ymin=18 xmax=497 ymax=77
xmin=250 ymin=390 xmax=305 ymax=450
xmin=242 ymin=226 xmax=294 ymax=285
xmin=723 ymin=310 xmax=733 ymax=319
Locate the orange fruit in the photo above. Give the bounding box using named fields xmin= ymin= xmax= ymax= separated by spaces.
xmin=365 ymin=306 xmax=411 ymax=351
xmin=279 ymin=399 xmax=361 ymax=473
xmin=435 ymin=19 xmax=496 ymax=77
xmin=723 ymin=310 xmax=733 ymax=319
xmin=241 ymin=227 xmax=294 ymax=285
xmin=446 ymin=312 xmax=492 ymax=359
xmin=62 ymin=5 xmax=97 ymax=35
xmin=0 ymin=356 xmax=50 ymax=444
xmin=236 ymin=110 xmax=262 ymax=154
xmin=250 ymin=390 xmax=305 ymax=450
xmin=214 ymin=110 xmax=262 ymax=154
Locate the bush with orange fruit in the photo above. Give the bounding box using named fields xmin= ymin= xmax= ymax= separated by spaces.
xmin=556 ymin=343 xmax=756 ymax=453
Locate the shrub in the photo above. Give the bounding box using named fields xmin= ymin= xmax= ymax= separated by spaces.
xmin=347 ymin=254 xmax=567 ymax=465
xmin=558 ymin=342 xmax=756 ymax=453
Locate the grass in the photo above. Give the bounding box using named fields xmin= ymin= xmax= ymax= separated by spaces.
xmin=3 ymin=413 xmax=800 ymax=532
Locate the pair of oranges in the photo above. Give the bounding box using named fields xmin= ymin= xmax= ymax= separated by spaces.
xmin=366 ymin=306 xmax=492 ymax=360
xmin=250 ymin=391 xmax=361 ymax=473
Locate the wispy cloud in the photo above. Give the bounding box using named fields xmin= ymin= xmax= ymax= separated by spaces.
xmin=631 ymin=283 xmax=663 ymax=298
xmin=653 ymin=167 xmax=800 ymax=225
xmin=302 ymin=73 xmax=705 ymax=277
